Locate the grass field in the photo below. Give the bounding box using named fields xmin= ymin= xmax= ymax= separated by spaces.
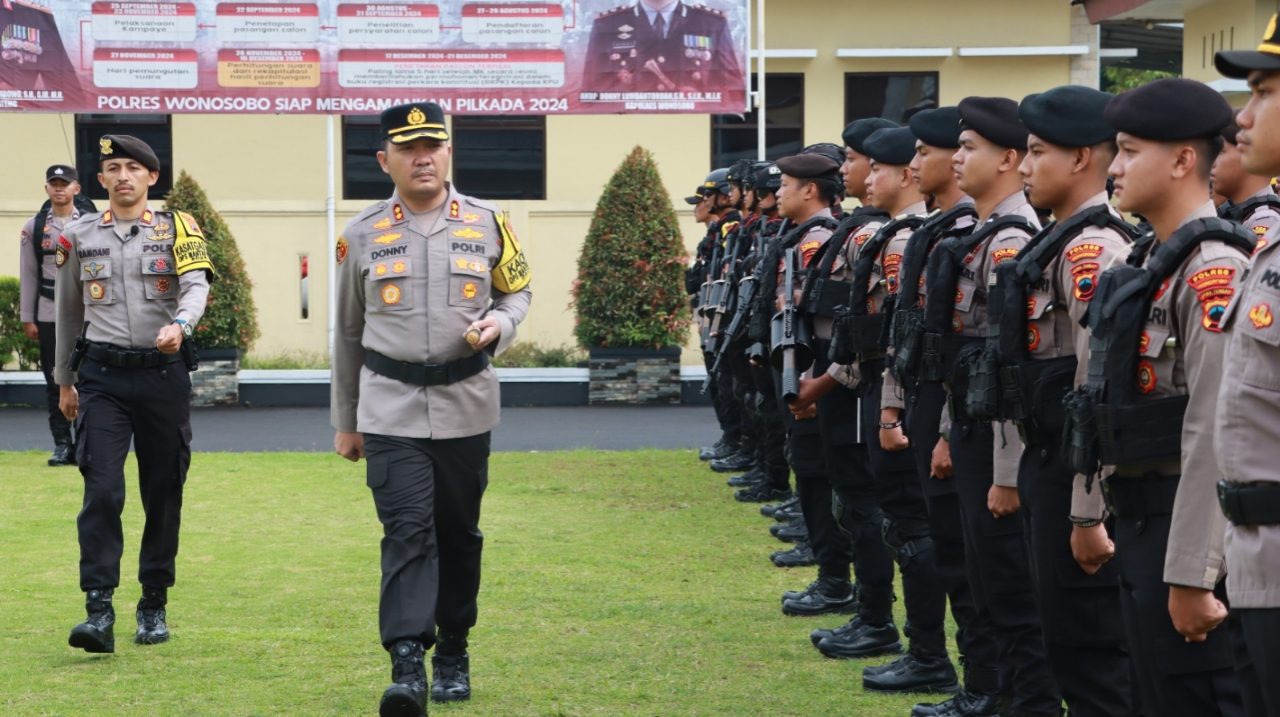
xmin=0 ymin=450 xmax=946 ymax=716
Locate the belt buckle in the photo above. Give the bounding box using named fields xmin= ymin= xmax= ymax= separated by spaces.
xmin=423 ymin=363 xmax=447 ymax=385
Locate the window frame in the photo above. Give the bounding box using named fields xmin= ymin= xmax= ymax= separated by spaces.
xmin=842 ymin=71 xmax=940 ymax=126
xmin=711 ymin=72 xmax=805 ymax=167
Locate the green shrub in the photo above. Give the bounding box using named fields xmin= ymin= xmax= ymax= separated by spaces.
xmin=491 ymin=342 xmax=586 ymax=368
xmin=165 ymin=171 xmax=260 ymax=351
xmin=240 ymin=350 xmax=331 ymax=370
xmin=0 ymin=277 xmax=41 ymax=370
xmin=571 ymin=146 xmax=691 ymax=349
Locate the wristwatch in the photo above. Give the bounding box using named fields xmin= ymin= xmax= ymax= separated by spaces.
xmin=173 ymin=318 xmax=193 ymax=339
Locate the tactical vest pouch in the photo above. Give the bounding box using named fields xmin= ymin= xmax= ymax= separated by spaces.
xmin=1010 ymin=355 xmax=1075 ymax=446
xmin=829 ymin=305 xmax=855 ymax=366
xmin=893 ymin=308 xmax=926 ymax=385
xmin=965 ymin=342 xmax=1002 ymax=421
xmin=806 ymin=278 xmax=853 ymax=317
xmin=1096 ymin=395 xmax=1188 ymax=466
xmin=1063 ymin=386 xmax=1101 ymax=476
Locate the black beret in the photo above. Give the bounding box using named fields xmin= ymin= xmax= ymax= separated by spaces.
xmin=1018 ymin=86 xmax=1116 ymax=148
xmin=842 ymin=118 xmax=900 ymax=154
xmin=98 ymin=134 xmax=159 ymax=172
xmin=800 ymin=142 xmax=845 ymax=167
xmin=958 ymin=97 xmax=1028 ymax=150
xmin=776 ymin=153 xmax=839 ymax=180
xmin=1103 ymin=78 xmax=1233 ymax=141
xmin=908 ymin=107 xmax=963 ymax=149
xmin=863 ymin=127 xmax=918 ymax=165
xmin=1222 ymin=120 xmax=1241 ymax=145
xmin=1216 ymin=14 xmax=1280 ymax=78
xmin=381 ymin=102 xmax=449 ymax=144
xmin=45 ymin=164 xmax=76 ymax=182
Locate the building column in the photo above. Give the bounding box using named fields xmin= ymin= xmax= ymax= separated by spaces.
xmin=1070 ymin=4 xmax=1102 ymax=88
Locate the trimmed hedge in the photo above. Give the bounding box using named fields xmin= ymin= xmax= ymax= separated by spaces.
xmin=0 ymin=277 xmax=41 ymax=370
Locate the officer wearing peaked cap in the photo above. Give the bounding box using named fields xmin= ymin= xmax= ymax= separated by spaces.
xmin=1011 ymin=84 xmax=1138 ymax=717
xmin=1213 ymin=19 xmax=1280 ymax=717
xmin=56 ymin=133 xmax=212 ymax=655
xmin=1067 ymin=78 xmax=1248 ymax=717
xmin=582 ymin=0 xmax=743 ymax=94
xmin=331 ymin=102 xmax=532 ymax=717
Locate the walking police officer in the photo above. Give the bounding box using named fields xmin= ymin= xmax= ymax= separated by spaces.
xmin=21 ymin=163 xmax=85 ymax=466
xmin=331 ymin=102 xmax=532 ymax=717
xmin=55 ymin=134 xmax=212 ymax=653
xmin=1213 ymin=28 xmax=1280 ymax=717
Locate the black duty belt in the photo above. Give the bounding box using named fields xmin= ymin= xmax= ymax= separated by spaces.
xmin=1102 ymin=473 xmax=1179 ymax=519
xmin=84 ymin=341 xmax=182 ymax=369
xmin=364 ymin=349 xmax=488 ymax=387
xmin=39 ymin=277 xmax=54 ymax=300
xmin=1218 ymin=480 xmax=1280 ymax=526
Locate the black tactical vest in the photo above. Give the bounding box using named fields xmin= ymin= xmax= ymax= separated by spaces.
xmin=828 ymin=214 xmax=926 ymax=365
xmin=800 ymin=206 xmax=889 ymax=318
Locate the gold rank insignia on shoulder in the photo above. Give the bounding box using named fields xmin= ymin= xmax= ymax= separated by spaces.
xmin=449 ymin=200 xmax=461 ymax=219
xmin=100 ymin=138 xmax=113 ymax=155
xmin=452 ymin=227 xmax=484 ymax=240
xmin=462 ymin=212 xmax=481 ymax=224
xmin=373 ymin=217 xmax=393 ymax=230
xmin=392 ymin=204 xmax=405 ymax=222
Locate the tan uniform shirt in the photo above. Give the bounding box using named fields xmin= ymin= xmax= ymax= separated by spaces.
xmin=1239 ymin=186 xmax=1280 ymax=254
xmin=1071 ymin=201 xmax=1245 ymax=590
xmin=53 ymin=207 xmax=211 ymax=386
xmin=330 ymin=186 xmax=533 ymax=440
xmin=1216 ymin=222 xmax=1280 ymax=607
xmin=20 ymin=209 xmax=81 ymax=324
xmin=774 ymin=208 xmax=834 ymax=381
xmin=947 ymin=191 xmax=1039 ymax=487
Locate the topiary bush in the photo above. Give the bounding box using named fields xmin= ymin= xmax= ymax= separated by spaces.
xmin=165 ymin=171 xmax=259 ymax=351
xmin=570 ymin=146 xmax=690 ymax=349
xmin=0 ymin=277 xmax=41 ymax=369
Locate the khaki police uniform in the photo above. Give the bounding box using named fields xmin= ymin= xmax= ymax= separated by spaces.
xmin=21 ymin=205 xmax=82 ymax=451
xmin=1233 ymin=186 xmax=1280 ymax=252
xmin=330 ymin=184 xmax=532 ymax=650
xmin=54 ymin=204 xmax=211 ymax=592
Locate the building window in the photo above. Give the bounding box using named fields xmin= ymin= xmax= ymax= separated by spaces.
xmin=712 ymin=73 xmax=804 ymax=167
xmin=844 ymin=72 xmax=939 ymax=125
xmin=452 ymin=115 xmax=546 ymax=201
xmin=74 ymin=114 xmax=173 ymax=201
xmin=342 ymin=116 xmax=394 ymax=201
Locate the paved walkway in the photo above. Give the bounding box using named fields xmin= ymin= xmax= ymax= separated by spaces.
xmin=0 ymin=405 xmax=720 ymax=453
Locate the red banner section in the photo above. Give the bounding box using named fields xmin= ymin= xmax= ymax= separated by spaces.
xmin=0 ymin=0 xmax=749 ymax=114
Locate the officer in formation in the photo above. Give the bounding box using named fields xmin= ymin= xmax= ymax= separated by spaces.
xmin=20 ymin=163 xmax=85 ymax=466
xmin=690 ymin=48 xmax=1280 ymax=714
xmin=55 ymin=134 xmax=212 ymax=654
xmin=331 ymin=102 xmax=532 ymax=717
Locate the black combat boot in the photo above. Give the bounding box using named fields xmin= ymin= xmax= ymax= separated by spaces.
xmin=709 ymin=450 xmax=754 ymax=473
xmin=726 ymin=466 xmax=766 ymax=487
xmin=380 ymin=640 xmax=427 ymax=717
xmin=809 ymin=615 xmax=865 ymax=647
xmin=769 ymin=517 xmax=807 ymax=543
xmin=816 ymin=619 xmax=902 ymax=659
xmin=861 ymin=652 xmax=958 ymax=693
xmin=771 ymin=541 xmax=816 ymax=568
xmin=135 ymin=587 xmax=170 ymax=645
xmin=430 ymin=631 xmax=470 ymax=703
xmin=735 ymin=484 xmax=790 ymax=503
xmin=698 ymin=437 xmax=736 ymax=461
xmin=68 ymin=588 xmax=115 ymax=654
xmin=910 ymin=688 xmax=999 ymax=717
xmin=781 ymin=576 xmax=858 ymax=617
xmin=760 ymin=494 xmax=799 ymax=518
xmin=48 ymin=439 xmax=75 ymax=466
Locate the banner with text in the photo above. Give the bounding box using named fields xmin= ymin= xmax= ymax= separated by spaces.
xmin=0 ymin=0 xmax=749 ymax=114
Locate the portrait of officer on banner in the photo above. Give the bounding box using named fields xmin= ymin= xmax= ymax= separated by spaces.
xmin=581 ymin=0 xmax=744 ymax=95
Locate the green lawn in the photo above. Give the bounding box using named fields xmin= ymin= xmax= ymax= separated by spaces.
xmin=0 ymin=450 xmax=943 ymax=716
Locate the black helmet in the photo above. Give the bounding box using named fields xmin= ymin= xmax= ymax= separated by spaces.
xmin=704 ymin=167 xmax=733 ymax=195
xmin=726 ymin=158 xmax=755 ymax=187
xmin=752 ymin=161 xmax=782 ymax=194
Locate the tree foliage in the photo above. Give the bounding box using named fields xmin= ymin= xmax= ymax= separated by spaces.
xmin=571 ymin=146 xmax=691 ymax=349
xmin=1102 ymin=67 xmax=1178 ymax=93
xmin=0 ymin=277 xmax=40 ymax=369
xmin=165 ymin=171 xmax=260 ymax=351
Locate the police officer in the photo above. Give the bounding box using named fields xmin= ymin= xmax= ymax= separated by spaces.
xmin=923 ymin=97 xmax=1060 ymax=717
xmin=21 ymin=164 xmax=84 ymax=466
xmin=1209 ymin=34 xmax=1280 ymax=717
xmin=881 ymin=107 xmax=998 ymax=717
xmin=331 ymin=102 xmax=532 ymax=717
xmin=1212 ymin=121 xmax=1280 ymax=241
xmin=1068 ymin=78 xmax=1248 ymax=717
xmin=1007 ymin=85 xmax=1137 ymax=716
xmin=582 ymin=0 xmax=743 ymax=94
xmin=55 ymin=135 xmax=212 ymax=654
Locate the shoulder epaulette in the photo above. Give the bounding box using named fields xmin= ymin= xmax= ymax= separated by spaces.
xmin=597 ymin=4 xmax=630 ymax=18
xmin=462 ymin=194 xmax=500 ymax=215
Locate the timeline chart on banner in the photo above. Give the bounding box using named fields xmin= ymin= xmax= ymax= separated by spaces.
xmin=93 ymin=48 xmax=199 ymax=88
xmin=460 ymin=3 xmax=564 ymax=45
xmin=90 ymin=2 xmax=199 ymax=42
xmin=215 ymin=2 xmax=320 ymax=43
xmin=336 ymin=4 xmax=441 ymax=45
xmin=217 ymin=48 xmax=321 ymax=87
xmin=337 ymin=49 xmax=565 ymax=88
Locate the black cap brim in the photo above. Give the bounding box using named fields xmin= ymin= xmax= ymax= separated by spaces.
xmin=684 ymin=195 xmax=702 ymax=205
xmin=1215 ymin=50 xmax=1280 ymax=79
xmin=389 ymin=128 xmax=449 ymax=144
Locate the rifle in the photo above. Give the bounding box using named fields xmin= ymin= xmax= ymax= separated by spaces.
xmin=705 ymin=221 xmax=749 ymax=356
xmin=702 ymin=264 xmax=758 ymax=392
xmin=770 ymin=247 xmax=814 ymax=403
xmin=697 ymin=225 xmax=724 ymax=349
